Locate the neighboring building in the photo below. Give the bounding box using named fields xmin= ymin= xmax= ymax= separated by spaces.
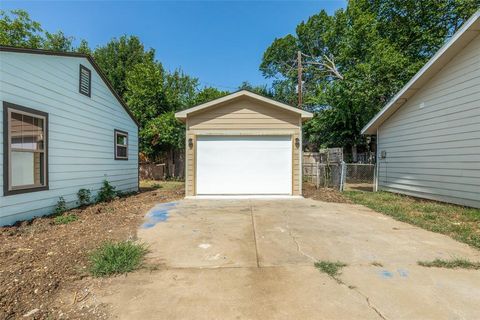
xmin=0 ymin=46 xmax=139 ymax=225
xmin=362 ymin=11 xmax=480 ymax=208
xmin=175 ymin=90 xmax=313 ymax=197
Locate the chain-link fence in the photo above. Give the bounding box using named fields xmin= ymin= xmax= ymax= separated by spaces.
xmin=343 ymin=163 xmax=375 ymax=192
xmin=303 ymin=162 xmax=376 ymax=191
xmin=303 ymin=163 xmax=342 ymax=189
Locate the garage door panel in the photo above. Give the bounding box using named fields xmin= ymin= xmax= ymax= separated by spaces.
xmin=196 ymin=136 xmax=292 ymax=195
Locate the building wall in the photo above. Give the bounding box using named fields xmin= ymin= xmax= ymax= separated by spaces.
xmin=0 ymin=51 xmax=138 ymax=225
xmin=185 ymin=97 xmax=302 ymax=196
xmin=377 ymin=34 xmax=480 ymax=208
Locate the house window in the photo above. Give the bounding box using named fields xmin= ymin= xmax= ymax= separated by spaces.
xmin=4 ymin=102 xmax=48 ymax=195
xmin=114 ymin=130 xmax=128 ymax=160
xmin=79 ymin=64 xmax=91 ymax=97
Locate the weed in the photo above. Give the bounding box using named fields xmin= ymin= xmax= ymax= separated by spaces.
xmin=314 ymin=260 xmax=347 ymax=278
xmin=371 ymin=261 xmax=383 ymax=267
xmin=77 ymin=188 xmax=92 ymax=206
xmin=89 ymin=241 xmax=147 ymax=277
xmin=418 ymin=258 xmax=480 ymax=270
xmin=97 ymin=180 xmax=117 ymax=203
xmin=54 ymin=214 xmax=78 ymax=225
xmin=54 ymin=197 xmax=67 ymax=215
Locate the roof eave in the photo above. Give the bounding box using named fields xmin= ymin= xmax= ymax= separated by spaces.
xmin=174 ymin=89 xmax=313 ymax=120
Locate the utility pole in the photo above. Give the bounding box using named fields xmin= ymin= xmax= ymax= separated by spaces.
xmin=297 ymin=50 xmax=302 ymax=109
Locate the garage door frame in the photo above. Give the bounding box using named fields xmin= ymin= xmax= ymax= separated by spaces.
xmin=193 ymin=133 xmax=295 ymax=196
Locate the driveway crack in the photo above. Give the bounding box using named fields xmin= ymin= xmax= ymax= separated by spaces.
xmin=282 ymin=211 xmax=388 ymax=319
xmin=283 ymin=210 xmax=317 ymax=262
xmin=250 ymin=203 xmax=260 ymax=268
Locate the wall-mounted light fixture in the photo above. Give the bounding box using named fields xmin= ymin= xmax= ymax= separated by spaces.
xmin=295 ymin=137 xmax=300 ymax=149
xmin=188 ymin=138 xmax=193 ymax=149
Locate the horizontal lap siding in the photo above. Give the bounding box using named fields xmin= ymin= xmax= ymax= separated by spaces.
xmin=0 ymin=52 xmax=138 ymax=225
xmin=377 ymin=34 xmax=480 ymax=208
xmin=186 ymin=97 xmax=302 ymax=196
xmin=188 ymin=98 xmax=299 ymax=130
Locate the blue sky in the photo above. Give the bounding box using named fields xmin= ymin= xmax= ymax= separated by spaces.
xmin=2 ymin=1 xmax=346 ymax=91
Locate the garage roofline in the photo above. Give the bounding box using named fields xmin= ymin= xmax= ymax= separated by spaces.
xmin=361 ymin=10 xmax=480 ymax=135
xmin=175 ymin=89 xmax=313 ymax=122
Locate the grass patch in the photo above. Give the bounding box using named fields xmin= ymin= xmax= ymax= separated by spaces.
xmin=314 ymin=260 xmax=347 ymax=277
xmin=89 ymin=241 xmax=148 ymax=277
xmin=418 ymin=258 xmax=480 ymax=270
xmin=343 ymin=191 xmax=480 ymax=250
xmin=140 ymin=180 xmax=184 ymax=191
xmin=54 ymin=214 xmax=78 ymax=225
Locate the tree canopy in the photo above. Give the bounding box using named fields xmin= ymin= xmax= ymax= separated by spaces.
xmin=260 ymin=0 xmax=479 ymax=152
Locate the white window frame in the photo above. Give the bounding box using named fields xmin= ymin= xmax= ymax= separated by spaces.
xmin=114 ymin=129 xmax=128 ymax=160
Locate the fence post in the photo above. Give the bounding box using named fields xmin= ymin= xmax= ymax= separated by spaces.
xmin=316 ymin=163 xmax=320 ymax=188
xmin=339 ymin=161 xmax=346 ymax=191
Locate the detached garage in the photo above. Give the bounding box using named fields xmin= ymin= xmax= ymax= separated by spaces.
xmin=175 ymin=90 xmax=313 ymax=197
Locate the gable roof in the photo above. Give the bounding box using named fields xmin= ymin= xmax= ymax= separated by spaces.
xmin=0 ymin=45 xmax=139 ymax=127
xmin=175 ymin=89 xmax=313 ymax=122
xmin=361 ymin=10 xmax=480 ymax=135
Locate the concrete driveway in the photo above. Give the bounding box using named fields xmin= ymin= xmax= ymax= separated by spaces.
xmin=99 ymin=198 xmax=480 ymax=319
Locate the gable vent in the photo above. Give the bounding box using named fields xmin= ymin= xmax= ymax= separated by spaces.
xmin=79 ymin=64 xmax=91 ymax=97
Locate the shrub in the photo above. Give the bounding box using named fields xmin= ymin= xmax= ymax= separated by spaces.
xmin=54 ymin=196 xmax=67 ymax=215
xmin=96 ymin=179 xmax=116 ymax=203
xmin=54 ymin=214 xmax=79 ymax=225
xmin=89 ymin=241 xmax=147 ymax=277
xmin=77 ymin=188 xmax=91 ymax=206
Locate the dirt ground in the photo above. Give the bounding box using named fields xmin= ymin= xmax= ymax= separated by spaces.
xmin=302 ymin=182 xmax=351 ymax=203
xmin=0 ymin=182 xmax=184 ymax=320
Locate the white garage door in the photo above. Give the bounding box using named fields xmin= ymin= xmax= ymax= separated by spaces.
xmin=196 ymin=136 xmax=292 ymax=195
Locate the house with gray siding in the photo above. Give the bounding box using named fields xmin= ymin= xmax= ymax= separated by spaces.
xmin=362 ymin=11 xmax=480 ymax=208
xmin=0 ymin=46 xmax=139 ymax=225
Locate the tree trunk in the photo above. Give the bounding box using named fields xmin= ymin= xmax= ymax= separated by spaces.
xmin=351 ymin=145 xmax=357 ymax=163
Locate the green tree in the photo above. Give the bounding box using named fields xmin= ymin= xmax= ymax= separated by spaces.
xmin=238 ymin=81 xmax=273 ymax=97
xmin=76 ymin=39 xmax=92 ymax=54
xmin=260 ymin=0 xmax=479 ymax=153
xmin=93 ymin=35 xmax=155 ymax=97
xmin=163 ymin=69 xmax=200 ymax=111
xmin=0 ymin=9 xmax=43 ymax=47
xmin=124 ymin=60 xmax=166 ymax=128
xmin=194 ymin=87 xmax=229 ymax=105
xmin=43 ymin=31 xmax=74 ymax=51
xmin=141 ymin=112 xmax=185 ymax=160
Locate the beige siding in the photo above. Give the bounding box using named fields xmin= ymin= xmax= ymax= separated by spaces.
xmin=377 ymin=34 xmax=480 ymax=208
xmin=185 ymin=97 xmax=302 ymax=196
xmin=188 ymin=97 xmax=299 ymax=130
